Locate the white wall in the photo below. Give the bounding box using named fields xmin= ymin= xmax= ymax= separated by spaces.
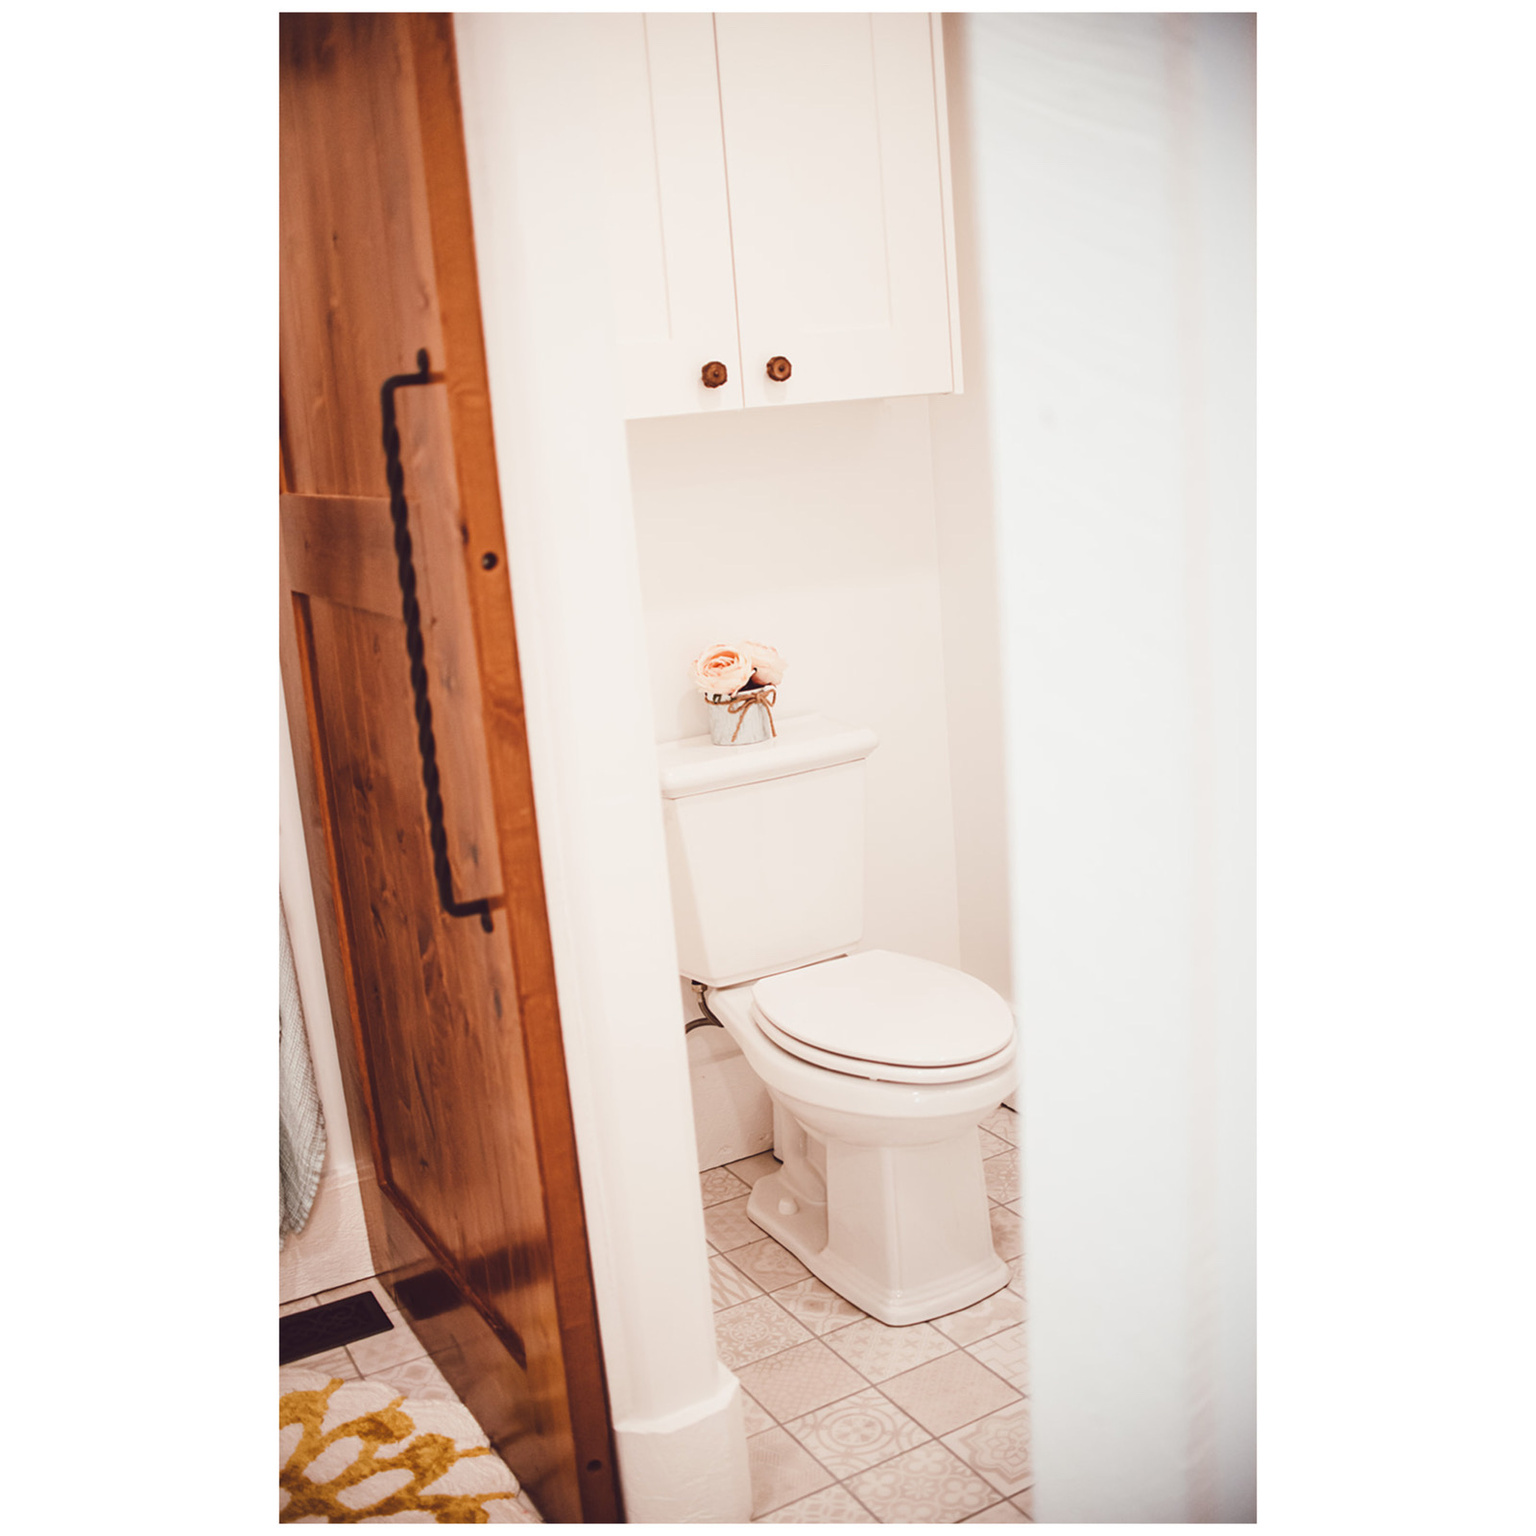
xmin=928 ymin=14 xmax=1015 ymax=1006
xmin=626 ymin=397 xmax=963 ymax=976
xmin=628 ymin=397 xmax=980 ymax=1165
xmin=965 ymin=13 xmax=1256 ymax=1522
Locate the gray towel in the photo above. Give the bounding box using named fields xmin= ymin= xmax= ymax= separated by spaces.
xmin=280 ymin=900 xmax=327 ymax=1245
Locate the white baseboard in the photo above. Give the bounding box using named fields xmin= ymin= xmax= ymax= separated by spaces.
xmin=280 ymin=1163 xmax=376 ymax=1303
xmin=613 ymin=1363 xmax=752 ymax=1523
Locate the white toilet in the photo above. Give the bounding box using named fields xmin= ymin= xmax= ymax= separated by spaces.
xmin=659 ymin=714 xmax=1017 ymax=1326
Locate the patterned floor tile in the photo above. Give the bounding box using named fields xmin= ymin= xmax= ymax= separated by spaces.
xmin=747 ymin=1427 xmax=836 ymax=1517
xmin=755 ymin=1484 xmax=879 ymax=1523
xmin=966 ymin=1324 xmax=1028 ymax=1393
xmin=930 ymin=1288 xmax=1024 ymax=1348
xmin=711 ymin=1254 xmax=764 ymax=1311
xmin=978 ymin=1127 xmax=1009 ymax=1160
xmin=702 ymin=1165 xmax=752 ymax=1207
xmin=715 ymin=1296 xmax=814 ymax=1370
xmin=772 ymin=1277 xmax=867 ymax=1336
xmin=988 ymin=1205 xmax=1024 ymax=1261
xmin=1011 ymin=1489 xmax=1033 ymax=1518
xmin=704 ymin=1194 xmax=765 ymax=1253
xmin=279 ymin=1295 xmax=319 ymax=1317
xmin=740 ymin=1390 xmax=776 ymax=1436
xmin=822 ymin=1317 xmax=955 ymax=1384
xmin=879 ymin=1351 xmax=1020 ymax=1437
xmin=1006 ymin=1256 xmax=1026 ymax=1297
xmin=315 ymin=1276 xmax=401 ymax=1315
xmin=962 ymin=1501 xmax=1031 ymax=1522
xmin=942 ymin=1400 xmax=1033 ymax=1496
xmin=783 ymin=1386 xmax=930 ymax=1478
xmin=728 ymin=1151 xmax=783 ymax=1187
xmin=364 ymin=1352 xmax=462 ymax=1405
xmin=979 ymin=1105 xmax=1019 ymax=1146
xmin=286 ymin=1346 xmax=359 ymax=1381
xmin=844 ymin=1441 xmax=998 ymax=1523
xmin=345 ymin=1317 xmax=430 ymax=1376
xmin=982 ymin=1150 xmax=1020 ymax=1205
xmin=735 ymin=1338 xmax=870 ymax=1422
xmin=730 ymin=1237 xmax=813 ymax=1293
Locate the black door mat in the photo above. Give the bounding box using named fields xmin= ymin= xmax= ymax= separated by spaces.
xmin=280 ymin=1290 xmax=393 ymax=1365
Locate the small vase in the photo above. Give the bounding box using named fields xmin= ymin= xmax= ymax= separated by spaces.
xmin=706 ymin=685 xmax=778 ymax=746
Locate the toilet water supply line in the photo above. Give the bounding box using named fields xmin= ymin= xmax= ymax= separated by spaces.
xmin=684 ymin=980 xmax=725 ymax=1034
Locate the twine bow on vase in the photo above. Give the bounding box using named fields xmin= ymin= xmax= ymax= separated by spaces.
xmin=721 ymin=685 xmax=777 ymax=743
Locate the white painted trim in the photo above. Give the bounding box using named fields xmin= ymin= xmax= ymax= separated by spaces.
xmin=453 ymin=15 xmax=749 ymax=1523
xmin=612 ymin=1364 xmax=752 ymax=1524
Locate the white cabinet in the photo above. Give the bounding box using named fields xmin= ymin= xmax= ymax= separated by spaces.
xmin=597 ymin=14 xmax=744 ymax=419
xmin=715 ymin=14 xmax=958 ymax=411
xmin=596 ymin=13 xmax=960 ymax=420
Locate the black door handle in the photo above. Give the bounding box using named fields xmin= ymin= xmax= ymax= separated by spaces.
xmin=380 ymin=349 xmax=497 ymax=934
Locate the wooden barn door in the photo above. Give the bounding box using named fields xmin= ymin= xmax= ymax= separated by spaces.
xmin=279 ymin=15 xmax=621 ymax=1523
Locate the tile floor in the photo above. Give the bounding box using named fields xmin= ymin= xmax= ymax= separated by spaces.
xmin=280 ymin=1102 xmax=1027 ymax=1525
xmin=708 ymin=1103 xmax=1031 ymax=1523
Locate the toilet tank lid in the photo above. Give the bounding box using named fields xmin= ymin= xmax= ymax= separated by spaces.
xmin=657 ymin=713 xmax=878 ymax=799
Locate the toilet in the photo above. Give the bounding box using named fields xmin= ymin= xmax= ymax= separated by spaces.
xmin=659 ymin=713 xmax=1017 ymax=1326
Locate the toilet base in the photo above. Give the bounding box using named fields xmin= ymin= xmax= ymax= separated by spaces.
xmin=746 ymin=1102 xmax=1011 ymax=1326
xmin=700 ymin=976 xmax=1017 ymax=1328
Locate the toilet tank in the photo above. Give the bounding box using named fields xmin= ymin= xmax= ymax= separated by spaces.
xmin=657 ymin=714 xmax=879 ymax=987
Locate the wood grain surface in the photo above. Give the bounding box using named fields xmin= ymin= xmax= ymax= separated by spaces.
xmin=279 ymin=14 xmax=620 ymax=1522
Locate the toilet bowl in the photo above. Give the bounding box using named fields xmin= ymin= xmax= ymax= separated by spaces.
xmin=703 ymin=950 xmax=1016 ymax=1325
xmin=658 ymin=715 xmax=1018 ymax=1326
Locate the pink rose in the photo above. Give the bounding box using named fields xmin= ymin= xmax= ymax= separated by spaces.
xmin=692 ymin=643 xmax=754 ymax=699
xmin=745 ymin=640 xmax=785 ymax=687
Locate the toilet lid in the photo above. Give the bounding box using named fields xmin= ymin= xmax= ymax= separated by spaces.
xmin=753 ymin=950 xmax=1015 ymax=1071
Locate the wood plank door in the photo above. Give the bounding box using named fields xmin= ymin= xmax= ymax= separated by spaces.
xmin=714 ymin=12 xmax=957 ymax=409
xmin=279 ymin=15 xmax=620 ymax=1524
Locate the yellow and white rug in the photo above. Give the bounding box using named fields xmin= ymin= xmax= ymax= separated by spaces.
xmin=279 ymin=1370 xmax=541 ymax=1523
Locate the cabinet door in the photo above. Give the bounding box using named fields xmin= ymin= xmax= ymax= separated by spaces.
xmin=594 ymin=14 xmax=742 ymax=419
xmin=715 ymin=13 xmax=957 ymax=409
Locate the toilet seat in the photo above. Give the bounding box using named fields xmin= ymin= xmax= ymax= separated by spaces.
xmin=751 ymin=950 xmax=1016 ymax=1085
xmin=751 ymin=1008 xmax=1015 ymax=1084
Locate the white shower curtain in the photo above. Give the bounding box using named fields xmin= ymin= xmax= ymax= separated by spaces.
xmin=280 ymin=900 xmax=327 ymax=1245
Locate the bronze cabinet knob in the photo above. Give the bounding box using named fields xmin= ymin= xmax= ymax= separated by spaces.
xmin=701 ymin=360 xmax=728 ymax=388
xmin=766 ymin=356 xmax=792 ymax=382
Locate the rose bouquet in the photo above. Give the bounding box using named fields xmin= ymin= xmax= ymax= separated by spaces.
xmin=691 ymin=641 xmax=785 ymax=745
